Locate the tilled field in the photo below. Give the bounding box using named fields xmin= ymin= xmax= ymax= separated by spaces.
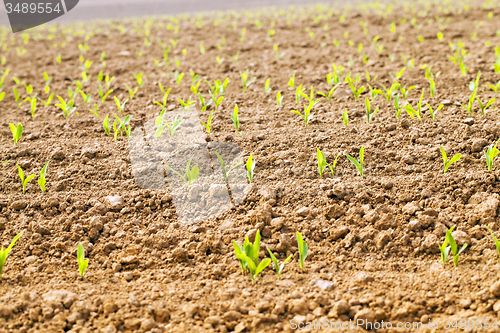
xmin=2 ymin=1 xmax=500 ymax=332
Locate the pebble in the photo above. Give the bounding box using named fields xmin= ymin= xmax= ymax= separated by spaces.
xmin=463 ymin=118 xmax=474 ymax=126
xmin=354 ymin=308 xmax=376 ymax=328
xmin=451 ymin=230 xmax=471 ymax=247
xmin=311 ymin=279 xmax=334 ymax=290
xmin=103 ymin=196 xmax=125 ymax=211
xmin=11 ymin=200 xmax=27 ymax=210
xmin=489 ymin=281 xmax=500 ymax=297
xmin=471 ymin=138 xmax=488 ymax=152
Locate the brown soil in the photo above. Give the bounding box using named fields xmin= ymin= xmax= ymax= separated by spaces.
xmin=2 ymin=1 xmax=500 ymax=332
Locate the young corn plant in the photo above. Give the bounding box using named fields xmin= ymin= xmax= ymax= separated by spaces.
xmin=374 ymin=82 xmax=399 ymax=102
xmin=214 ymin=151 xmax=243 ymax=181
xmin=342 ymin=109 xmax=348 ymax=127
xmin=440 ymin=145 xmax=462 ymax=173
xmin=30 ymin=98 xmax=37 ymax=119
xmin=200 ymin=110 xmax=214 ymax=134
xmin=240 ymin=69 xmax=256 ymax=93
xmin=365 ymin=97 xmax=379 ymax=123
xmin=155 ymin=115 xmax=182 ymax=138
xmin=389 ymin=67 xmax=405 ymax=81
xmin=295 ymin=85 xmax=305 ymax=104
xmin=485 ymin=226 xmax=500 ymax=261
xmin=77 ymin=243 xmax=89 ymax=278
xmin=266 ymin=247 xmax=293 ymax=280
xmin=231 ymin=104 xmax=240 ymax=132
xmin=79 ymin=90 xmax=91 ymax=105
xmin=296 ymin=231 xmax=308 ymax=270
xmin=288 ymin=72 xmax=295 ymax=88
xmin=460 ymin=90 xmax=477 ymax=116
xmin=89 ymin=104 xmax=99 ymax=118
xmin=17 ymin=164 xmax=36 ymax=194
xmin=264 ymin=79 xmax=271 ymax=93
xmin=316 ymin=148 xmax=339 ymax=178
xmin=13 ymin=87 xmax=21 ymax=108
xmin=209 ymin=93 xmax=224 ymax=111
xmin=198 ymin=93 xmax=212 ymax=112
xmin=427 ymin=104 xmax=444 ymax=121
xmin=0 ymin=232 xmax=23 ymax=279
xmin=276 ymin=91 xmax=283 ymax=106
xmin=114 ymin=96 xmax=128 ymax=113
xmin=459 ymin=57 xmax=468 ymax=76
xmin=404 ymin=90 xmax=425 ymax=121
xmin=438 ymin=226 xmax=452 ymax=266
xmin=165 ymin=156 xmax=199 ymax=187
xmin=174 ymin=71 xmax=184 ymax=86
xmin=291 ymin=101 xmax=315 ymax=127
xmin=9 ymin=123 xmax=23 ymax=145
xmin=38 ymin=161 xmax=49 ymax=192
xmin=233 ymin=230 xmax=271 ymax=284
xmin=484 ymin=140 xmax=500 ymax=170
xmin=346 ymin=77 xmax=365 ymax=102
xmin=103 ymin=115 xmax=110 ymax=136
xmin=394 ymin=94 xmax=403 ymax=119
xmin=112 ymin=114 xmax=131 ymax=140
xmin=318 ymin=83 xmax=340 ymax=102
xmin=428 ymin=77 xmax=436 ymax=98
xmin=486 ymin=81 xmax=500 ymax=92
xmin=41 ymin=92 xmax=53 ymax=107
xmin=246 ymin=154 xmax=256 ymax=183
xmin=346 ymin=146 xmax=364 ymax=177
xmin=399 ymin=84 xmax=415 ymax=100
xmin=179 ymin=97 xmax=195 ymax=111
xmin=447 ymin=227 xmax=467 ymax=267
xmin=98 ymin=85 xmax=113 ymax=103
xmin=55 ymin=96 xmax=76 ymax=118
xmin=132 ymin=72 xmax=144 ymax=87
xmin=476 ymin=96 xmax=495 ymax=116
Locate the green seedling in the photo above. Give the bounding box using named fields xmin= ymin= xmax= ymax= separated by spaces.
xmin=246 ymin=154 xmax=256 ymax=182
xmin=231 ymin=104 xmax=240 ymax=131
xmin=155 ymin=115 xmax=182 ymax=138
xmin=485 ymin=226 xmax=500 ymax=261
xmin=105 ymin=75 xmax=115 ymax=89
xmin=16 ymin=164 xmax=36 ymax=194
xmin=198 ymin=93 xmax=212 ymax=112
xmin=484 ymin=140 xmax=500 ymax=170
xmin=165 ymin=156 xmax=199 ymax=187
xmin=38 ymin=160 xmax=49 ymax=192
xmin=440 ymin=145 xmax=462 ymax=173
xmin=132 ymin=72 xmax=144 ymax=87
xmin=276 ymin=91 xmax=283 ymax=106
xmin=114 ymin=96 xmax=128 ymax=113
xmin=365 ymin=97 xmax=379 ymax=123
xmin=427 ymin=104 xmax=444 ymax=121
xmin=190 ymin=81 xmax=201 ymax=95
xmin=0 ymin=232 xmax=23 ymax=279
xmin=486 ymin=81 xmax=500 ymax=93
xmin=447 ymin=227 xmax=467 ymax=267
xmin=318 ymin=83 xmax=340 ymax=102
xmin=459 ymin=57 xmax=468 ymax=75
xmin=233 ymin=230 xmax=271 ymax=284
xmin=460 ymin=90 xmax=477 ymax=116
xmin=389 ymin=67 xmax=405 ymax=81
xmin=316 ymin=148 xmax=339 ymax=178
xmin=0 ymin=92 xmax=5 ymax=103
xmin=41 ymin=92 xmax=54 ymax=107
xmin=394 ymin=94 xmax=402 ymax=118
xmin=189 ymin=70 xmax=200 ymax=84
xmin=476 ymin=97 xmax=495 ymax=116
xmin=214 ymin=151 xmax=243 ymax=180
xmin=79 ymin=90 xmax=91 ymax=105
xmin=178 ymin=97 xmax=195 ymax=111
xmin=288 ymin=72 xmax=295 ymax=88
xmin=296 ymin=231 xmax=308 ymax=270
xmin=103 ymin=115 xmax=110 ymax=136
xmin=266 ymin=247 xmax=292 ymax=280
xmin=291 ymin=101 xmax=315 ymax=127
xmin=13 ymin=87 xmax=21 ymax=108
xmin=346 ymin=77 xmax=365 ymax=102
xmin=55 ymin=96 xmax=76 ymax=118
xmin=30 ymin=98 xmax=37 ymax=119
xmin=299 ymin=86 xmax=320 ymax=106
xmin=265 ymin=79 xmax=271 ymax=93
xmin=374 ymin=82 xmax=399 ymax=102
xmin=399 ymin=84 xmax=415 ymax=100
xmin=9 ymin=123 xmax=23 ymax=146
xmin=346 ymin=146 xmax=364 ymax=177
xmin=112 ymin=114 xmax=131 ymax=140
xmin=210 ymin=93 xmax=224 ymax=111
xmin=77 ymin=243 xmax=89 ymax=278
xmin=367 ymin=85 xmax=380 ymax=101
xmin=428 ymin=77 xmax=436 ymax=98
xmin=98 ymin=85 xmax=113 ymax=103
xmin=438 ymin=226 xmax=453 ymax=266
xmin=295 ymin=85 xmax=305 ymax=104
xmin=404 ymin=89 xmax=425 ymax=121
xmin=342 ymin=109 xmax=348 ymax=127
xmin=200 ymin=110 xmax=214 ymax=134
xmin=89 ymin=104 xmax=99 ymax=118
xmin=240 ymin=69 xmax=256 ymax=93
xmin=174 ymin=71 xmax=184 ymax=85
